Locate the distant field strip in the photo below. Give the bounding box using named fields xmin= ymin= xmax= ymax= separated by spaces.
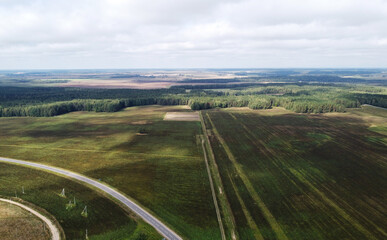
xmin=206 ymin=112 xmax=289 ymax=240
xmin=0 ymin=144 xmax=200 ymax=160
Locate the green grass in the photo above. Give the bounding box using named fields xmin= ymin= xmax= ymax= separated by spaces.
xmin=351 ymin=105 xmax=387 ymax=118
xmin=202 ymin=108 xmax=387 ymax=240
xmin=0 ymin=105 xmax=220 ymax=240
xmin=0 ymin=163 xmax=160 ymax=240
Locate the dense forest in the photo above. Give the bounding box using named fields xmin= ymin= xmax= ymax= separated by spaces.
xmin=0 ymin=82 xmax=386 ymax=117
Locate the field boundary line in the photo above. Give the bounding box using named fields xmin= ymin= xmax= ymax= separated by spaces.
xmin=0 ymin=198 xmax=61 ymax=240
xmin=206 ymin=113 xmax=289 ymax=240
xmin=200 ymin=111 xmax=238 ymax=240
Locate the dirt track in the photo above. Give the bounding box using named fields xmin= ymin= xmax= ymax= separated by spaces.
xmin=0 ymin=198 xmax=60 ymax=240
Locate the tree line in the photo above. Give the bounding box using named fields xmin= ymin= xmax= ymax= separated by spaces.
xmin=0 ymin=85 xmax=386 ymax=117
xmin=0 ymin=98 xmax=187 ymax=117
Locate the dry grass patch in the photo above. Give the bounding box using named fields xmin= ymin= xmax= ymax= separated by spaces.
xmin=0 ymin=201 xmax=51 ymax=240
xmin=164 ymin=112 xmax=200 ymax=121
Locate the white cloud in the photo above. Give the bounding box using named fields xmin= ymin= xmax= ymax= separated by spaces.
xmin=0 ymin=0 xmax=386 ymax=68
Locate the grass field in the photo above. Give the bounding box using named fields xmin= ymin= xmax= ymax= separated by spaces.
xmin=0 ymin=163 xmax=160 ymax=240
xmin=0 ymin=200 xmax=51 ymax=240
xmin=202 ymin=106 xmax=387 ymax=240
xmin=0 ymin=105 xmax=220 ymax=239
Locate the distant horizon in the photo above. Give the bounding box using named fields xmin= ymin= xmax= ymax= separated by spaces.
xmin=1 ymin=67 xmax=387 ymax=71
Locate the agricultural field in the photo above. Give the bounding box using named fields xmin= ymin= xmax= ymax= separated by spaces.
xmin=0 ymin=105 xmax=220 ymax=240
xmin=0 ymin=70 xmax=240 ymax=89
xmin=0 ymin=70 xmax=386 ymax=239
xmin=202 ymin=105 xmax=387 ymax=240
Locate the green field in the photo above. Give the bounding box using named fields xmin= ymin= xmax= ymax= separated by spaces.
xmin=0 ymin=105 xmax=220 ymax=239
xmin=202 ymin=106 xmax=387 ymax=240
xmin=0 ymin=163 xmax=160 ymax=240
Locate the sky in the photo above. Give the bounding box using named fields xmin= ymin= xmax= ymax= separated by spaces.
xmin=0 ymin=0 xmax=386 ymax=69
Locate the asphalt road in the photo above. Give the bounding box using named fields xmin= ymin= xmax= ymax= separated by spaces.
xmin=0 ymin=198 xmax=61 ymax=240
xmin=0 ymin=157 xmax=182 ymax=240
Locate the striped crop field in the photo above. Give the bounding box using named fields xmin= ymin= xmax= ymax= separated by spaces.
xmin=202 ymin=106 xmax=387 ymax=240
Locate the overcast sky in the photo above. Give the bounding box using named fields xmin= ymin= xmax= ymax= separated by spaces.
xmin=0 ymin=0 xmax=386 ymax=69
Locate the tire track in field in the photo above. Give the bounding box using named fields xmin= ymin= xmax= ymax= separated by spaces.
xmin=227 ymin=174 xmax=264 ymax=240
xmin=206 ymin=113 xmax=289 ymax=240
xmin=217 ymin=114 xmax=265 ymax=239
xmin=290 ymin=169 xmax=379 ymax=240
xmin=227 ymin=112 xmax=363 ymax=239
xmin=254 ymin=115 xmax=387 ymax=239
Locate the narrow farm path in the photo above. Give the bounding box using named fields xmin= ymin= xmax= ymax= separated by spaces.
xmin=200 ymin=137 xmax=226 ymax=240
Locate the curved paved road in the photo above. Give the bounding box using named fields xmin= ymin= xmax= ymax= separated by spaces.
xmin=0 ymin=198 xmax=61 ymax=240
xmin=0 ymin=157 xmax=182 ymax=240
